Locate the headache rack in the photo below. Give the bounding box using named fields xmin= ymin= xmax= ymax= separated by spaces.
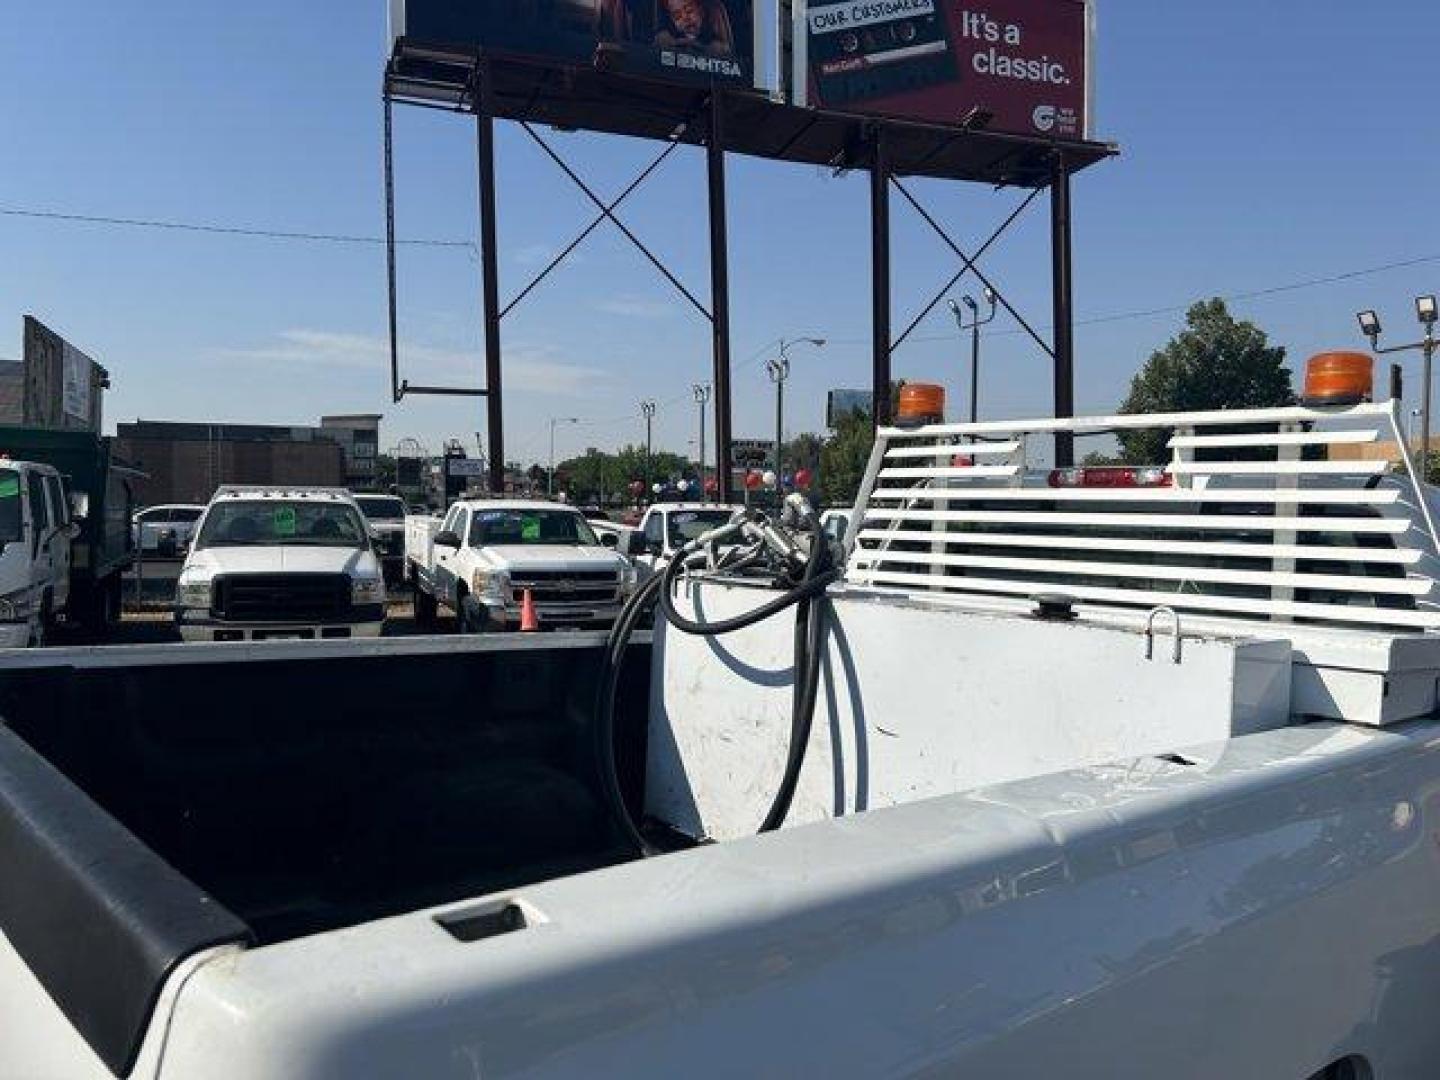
xmin=845 ymin=401 xmax=1440 ymax=634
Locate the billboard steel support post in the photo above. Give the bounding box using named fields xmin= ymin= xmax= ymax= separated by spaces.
xmin=870 ymin=128 xmax=892 ymax=428
xmin=383 ymin=93 xmax=401 ymax=404
xmin=707 ymin=93 xmax=734 ymax=504
xmin=476 ymin=66 xmax=505 ymax=494
xmin=1050 ymin=153 xmax=1075 ymax=467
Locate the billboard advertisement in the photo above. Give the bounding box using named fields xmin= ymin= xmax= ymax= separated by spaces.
xmin=826 ymin=388 xmax=873 ymax=426
xmin=21 ymin=316 xmax=107 ymax=432
xmin=793 ymin=0 xmax=1090 ymax=139
xmin=392 ymin=0 xmax=759 ymax=88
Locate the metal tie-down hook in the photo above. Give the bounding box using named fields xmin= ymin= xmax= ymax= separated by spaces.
xmin=1144 ymin=606 xmax=1182 ymax=664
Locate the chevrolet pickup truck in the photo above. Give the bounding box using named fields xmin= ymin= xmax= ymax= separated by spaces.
xmin=405 ymin=499 xmax=636 ymax=631
xmin=3 ymin=392 xmax=1440 ymax=1079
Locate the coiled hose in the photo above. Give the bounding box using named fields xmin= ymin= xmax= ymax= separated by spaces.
xmin=593 ymin=520 xmax=839 ymax=857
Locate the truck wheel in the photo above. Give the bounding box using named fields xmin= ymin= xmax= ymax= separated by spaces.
xmin=30 ymin=596 xmax=52 ymax=648
xmin=457 ymin=593 xmax=488 ymax=634
xmin=414 ymin=587 xmax=437 ymax=629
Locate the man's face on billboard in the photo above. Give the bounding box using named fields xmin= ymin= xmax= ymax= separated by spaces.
xmin=666 ymin=0 xmax=705 ymax=38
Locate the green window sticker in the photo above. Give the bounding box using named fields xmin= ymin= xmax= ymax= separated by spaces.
xmin=0 ymin=478 xmax=18 ymax=498
xmin=273 ymin=506 xmax=298 ymax=536
xmin=521 ymin=517 xmax=541 ymax=541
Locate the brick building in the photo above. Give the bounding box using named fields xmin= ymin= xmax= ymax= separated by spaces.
xmin=114 ymin=421 xmax=351 ymax=507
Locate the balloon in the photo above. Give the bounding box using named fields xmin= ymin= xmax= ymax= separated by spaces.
xmin=677 ymin=479 xmax=690 ymax=493
xmin=762 ymin=470 xmax=777 ymax=487
xmin=652 ymin=482 xmax=663 ymax=494
xmin=703 ymin=476 xmax=719 ymax=494
xmin=744 ymin=471 xmax=762 ymax=491
xmin=794 ymin=468 xmax=813 ymax=488
xmin=628 ymin=480 xmax=645 ymax=496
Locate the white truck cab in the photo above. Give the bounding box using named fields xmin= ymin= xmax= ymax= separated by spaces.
xmin=174 ymin=486 xmax=386 ymax=642
xmin=406 ymin=499 xmax=635 ymax=631
xmin=0 ymin=460 xmax=78 ymax=648
xmin=633 ymin=502 xmax=744 ymax=579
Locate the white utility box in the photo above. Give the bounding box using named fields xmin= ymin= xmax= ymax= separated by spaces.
xmin=647 ymin=580 xmax=1294 ymax=842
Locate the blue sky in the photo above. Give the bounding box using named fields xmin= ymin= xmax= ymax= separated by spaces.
xmin=1 ymin=0 xmax=1436 ymax=468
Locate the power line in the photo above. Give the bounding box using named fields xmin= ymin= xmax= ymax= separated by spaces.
xmin=819 ymin=252 xmax=1440 ymax=348
xmin=0 ymin=207 xmax=474 ymax=250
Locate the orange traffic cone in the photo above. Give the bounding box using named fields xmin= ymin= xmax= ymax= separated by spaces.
xmin=519 ymin=589 xmax=540 ymax=632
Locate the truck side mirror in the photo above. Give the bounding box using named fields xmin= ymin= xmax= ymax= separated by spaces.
xmin=617 ymin=529 xmax=645 ymax=557
xmin=434 ymin=530 xmax=461 ymax=549
xmin=599 ymin=532 xmax=617 ymax=549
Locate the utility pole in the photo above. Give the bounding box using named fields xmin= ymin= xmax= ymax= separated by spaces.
xmin=1358 ymin=297 xmax=1438 ymax=473
xmin=693 ymin=384 xmax=711 ymax=500
xmin=640 ymin=399 xmax=657 ymax=501
xmin=766 ymin=338 xmax=825 ymax=487
xmin=947 ymin=289 xmax=997 ymax=424
xmin=548 ymin=416 xmax=578 ymax=496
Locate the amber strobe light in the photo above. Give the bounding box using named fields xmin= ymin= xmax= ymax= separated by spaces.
xmin=895 ymin=383 xmax=946 ymax=427
xmin=1303 ymin=352 xmax=1374 ymax=406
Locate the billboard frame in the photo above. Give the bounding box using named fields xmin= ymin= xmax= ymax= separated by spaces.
xmin=383 ymin=34 xmax=1116 ymax=496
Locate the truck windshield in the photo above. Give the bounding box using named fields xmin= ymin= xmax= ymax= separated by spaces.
xmin=194 ymin=501 xmax=368 ymax=549
xmin=0 ymin=470 xmax=19 ymax=545
xmin=469 ymin=509 xmax=598 ymax=547
xmin=355 ymin=496 xmax=406 ymax=522
xmin=667 ymin=509 xmax=736 ymax=548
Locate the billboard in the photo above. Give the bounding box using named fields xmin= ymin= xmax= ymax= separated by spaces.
xmin=731 ymin=438 xmax=775 ymax=467
xmin=792 ymin=0 xmax=1091 ymax=139
xmin=21 ymin=316 xmax=107 ymax=432
xmin=391 ymin=0 xmax=760 ymax=88
xmin=826 ymin=388 xmax=873 ymax=426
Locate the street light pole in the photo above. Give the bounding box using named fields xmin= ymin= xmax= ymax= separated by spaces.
xmin=947 ymin=289 xmax=997 ymax=424
xmin=766 ymin=338 xmax=826 ymax=488
xmin=693 ymin=384 xmax=711 ymax=500
xmin=640 ymin=399 xmax=656 ymax=501
xmin=548 ymin=416 xmax=578 ymax=496
xmin=1358 ymin=296 xmax=1439 ymax=476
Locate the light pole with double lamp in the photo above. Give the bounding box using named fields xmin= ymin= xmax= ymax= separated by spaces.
xmin=1358 ymin=296 xmax=1438 ymax=470
xmin=948 ymin=288 xmax=997 ymax=424
xmin=766 ymin=338 xmax=826 ymax=485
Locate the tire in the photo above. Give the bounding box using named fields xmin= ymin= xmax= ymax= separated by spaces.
xmin=457 ymin=591 xmax=488 ymax=634
xmin=414 ymin=587 xmax=438 ymax=629
xmin=30 ymin=595 xmax=52 ymax=649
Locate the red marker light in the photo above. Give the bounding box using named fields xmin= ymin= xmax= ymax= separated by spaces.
xmin=1047 ymin=467 xmax=1172 ymax=489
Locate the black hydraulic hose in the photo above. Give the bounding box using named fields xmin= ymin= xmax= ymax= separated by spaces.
xmin=594 ymin=525 xmax=838 ymax=857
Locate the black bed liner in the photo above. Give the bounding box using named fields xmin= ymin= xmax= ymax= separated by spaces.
xmin=0 ymin=636 xmax=652 ymax=1076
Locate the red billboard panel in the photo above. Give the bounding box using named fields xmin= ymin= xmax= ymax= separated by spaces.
xmin=795 ymin=0 xmax=1090 ymax=139
xmin=391 ymin=0 xmax=760 ymax=89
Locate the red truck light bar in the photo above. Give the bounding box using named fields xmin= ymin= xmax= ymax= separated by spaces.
xmin=1047 ymin=466 xmax=1173 ymax=489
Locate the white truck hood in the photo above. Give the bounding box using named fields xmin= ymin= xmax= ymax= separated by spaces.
xmin=474 ymin=545 xmax=623 ymax=572
xmin=183 ymin=545 xmax=378 ymax=577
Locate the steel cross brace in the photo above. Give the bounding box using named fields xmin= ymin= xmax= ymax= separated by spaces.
xmin=517 ymin=122 xmax=712 ymax=322
xmin=888 ymin=177 xmax=1055 ymax=360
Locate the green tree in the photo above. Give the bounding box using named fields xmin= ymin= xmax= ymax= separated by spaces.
xmin=820 ymin=410 xmax=874 ymax=507
xmin=1117 ymin=298 xmax=1295 ymax=463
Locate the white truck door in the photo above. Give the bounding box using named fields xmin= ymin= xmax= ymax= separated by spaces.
xmin=41 ymin=475 xmax=72 ymax=610
xmin=435 ymin=506 xmax=468 ymax=605
xmin=23 ymin=472 xmax=57 ymax=610
xmin=633 ymin=510 xmax=665 ymax=580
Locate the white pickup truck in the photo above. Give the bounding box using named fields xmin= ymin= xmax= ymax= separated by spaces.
xmin=406 ymin=499 xmax=637 ymax=631
xmin=7 ymin=394 xmax=1440 ymax=1079
xmin=173 ymin=486 xmax=386 ymax=642
xmin=632 ymin=502 xmax=744 ymax=579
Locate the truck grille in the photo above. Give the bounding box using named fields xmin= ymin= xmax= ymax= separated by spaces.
xmin=509 ymin=569 xmax=619 ymax=604
xmin=212 ymin=573 xmax=351 ymax=623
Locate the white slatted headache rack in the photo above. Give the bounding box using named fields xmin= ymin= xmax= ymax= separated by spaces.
xmin=845 ymin=400 xmax=1440 ymax=633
